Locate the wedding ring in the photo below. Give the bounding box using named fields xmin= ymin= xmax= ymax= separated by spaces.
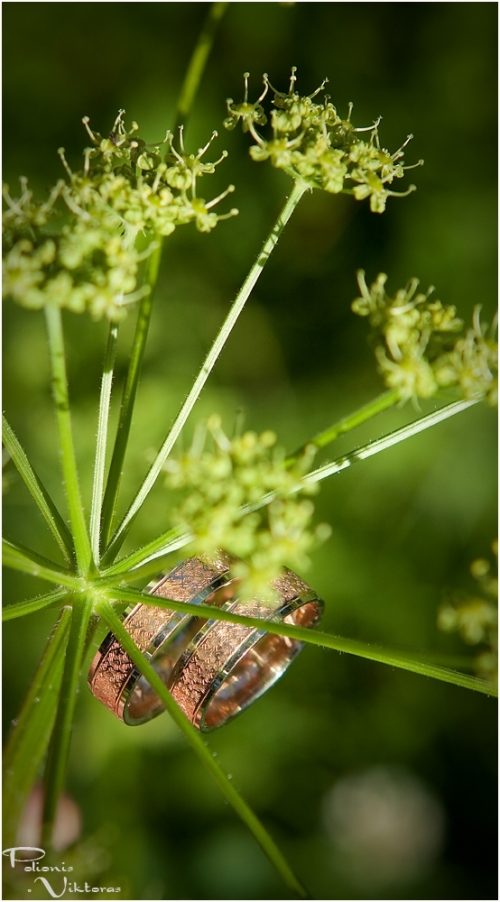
xmin=169 ymin=569 xmax=323 ymax=731
xmin=88 ymin=554 xmax=233 ymax=724
xmin=88 ymin=555 xmax=324 ymax=731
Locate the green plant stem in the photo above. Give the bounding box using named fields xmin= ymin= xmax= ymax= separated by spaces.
xmin=101 ymin=398 xmax=481 ymax=580
xmin=90 ymin=322 xmax=119 ymax=563
xmin=100 ymin=543 xmax=190 ymax=586
xmin=3 ymin=588 xmax=68 ymax=621
xmin=3 ymin=609 xmax=71 ymax=847
xmin=2 ymin=415 xmax=73 ymax=562
xmin=173 ymin=2 xmax=230 ymax=135
xmin=45 ymin=305 xmax=92 ymax=574
xmin=103 ymin=181 xmax=309 ymax=564
xmin=99 ymin=4 xmax=227 ymax=549
xmin=100 ymin=526 xmax=187 ymax=579
xmin=287 ymin=389 xmax=400 ymax=463
xmin=303 ymin=397 xmax=480 ymax=488
xmin=103 ymin=586 xmax=497 ymax=697
xmin=97 ymin=600 xmax=309 ymax=898
xmin=42 ymin=595 xmax=93 ymax=848
xmin=2 ymin=538 xmax=81 ymax=589
xmin=100 ymin=244 xmax=163 ymax=548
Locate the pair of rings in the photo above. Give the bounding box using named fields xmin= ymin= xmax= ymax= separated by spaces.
xmin=88 ymin=554 xmax=323 ymax=732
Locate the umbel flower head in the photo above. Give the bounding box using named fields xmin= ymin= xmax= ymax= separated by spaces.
xmin=225 ymin=69 xmax=423 ymax=213
xmin=163 ymin=415 xmax=331 ymax=601
xmin=438 ymin=540 xmax=498 ymax=684
xmin=352 ymin=271 xmax=498 ymax=406
xmin=3 ymin=112 xmax=237 ymax=321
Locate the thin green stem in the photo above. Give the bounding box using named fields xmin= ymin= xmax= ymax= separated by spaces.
xmin=3 ymin=588 xmax=68 ymax=621
xmin=3 ymin=609 xmax=71 ymax=847
xmin=303 ymin=398 xmax=480 ymax=488
xmin=42 ymin=595 xmax=93 ymax=848
xmin=103 ymin=181 xmax=309 ymax=564
xmin=100 ymin=526 xmax=188 ymax=579
xmin=173 ymin=2 xmax=230 ymax=135
xmin=99 ymin=6 xmax=227 ymax=548
xmin=2 ymin=415 xmax=73 ymax=562
xmin=2 ymin=538 xmax=81 ymax=589
xmin=100 ymin=545 xmax=190 ymax=586
xmin=45 ymin=305 xmax=92 ymax=574
xmin=103 ymin=586 xmax=497 ymax=697
xmin=287 ymin=389 xmax=400 ymax=464
xmin=97 ymin=600 xmax=308 ymax=898
xmin=100 ymin=398 xmax=481 ymax=581
xmin=90 ymin=322 xmax=119 ymax=563
xmin=100 ymin=243 xmax=163 ymax=548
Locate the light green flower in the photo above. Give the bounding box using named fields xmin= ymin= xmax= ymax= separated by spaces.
xmin=3 ymin=112 xmax=238 ymax=320
xmin=163 ymin=416 xmax=330 ymax=601
xmin=438 ymin=541 xmax=497 ymax=683
xmin=351 ymin=271 xmax=498 ymax=406
xmin=227 ymin=69 xmax=422 ymax=213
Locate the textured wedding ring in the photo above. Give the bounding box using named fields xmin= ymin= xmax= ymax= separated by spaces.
xmin=88 ymin=555 xmax=323 ymax=732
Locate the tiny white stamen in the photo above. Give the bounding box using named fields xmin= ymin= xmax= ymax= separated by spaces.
xmin=57 ymin=148 xmax=73 ymax=179
xmin=197 ymin=131 xmax=218 ymax=159
xmin=83 ymin=147 xmax=92 ymax=176
xmin=82 ymin=116 xmax=97 ymax=143
xmin=62 ymin=187 xmax=90 ymax=220
xmin=309 ymin=76 xmax=329 ymax=100
xmin=205 ymin=184 xmax=235 ymax=209
xmin=354 ymin=116 xmax=382 ymax=134
xmin=112 ymin=109 xmax=126 ymax=134
xmin=40 ymin=180 xmax=64 ymax=213
xmin=178 ymin=125 xmax=186 ymax=155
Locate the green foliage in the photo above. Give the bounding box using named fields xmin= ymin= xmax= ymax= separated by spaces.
xmin=2 ymin=4 xmax=497 ymax=901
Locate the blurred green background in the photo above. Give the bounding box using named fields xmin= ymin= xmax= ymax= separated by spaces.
xmin=3 ymin=3 xmax=497 ymax=899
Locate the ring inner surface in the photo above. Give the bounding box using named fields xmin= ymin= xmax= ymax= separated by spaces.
xmin=202 ymin=599 xmax=321 ymax=731
xmin=124 ymin=620 xmax=201 ymax=723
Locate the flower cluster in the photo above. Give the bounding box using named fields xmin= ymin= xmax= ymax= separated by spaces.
xmin=438 ymin=541 xmax=498 ymax=684
xmin=352 ymin=271 xmax=498 ymax=405
xmin=3 ymin=111 xmax=237 ymax=321
xmin=224 ymin=70 xmax=422 ymax=212
xmin=163 ymin=415 xmax=331 ymax=600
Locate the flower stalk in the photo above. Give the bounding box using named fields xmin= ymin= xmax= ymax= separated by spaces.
xmin=102 ymin=179 xmax=309 ymax=563
xmin=45 ymin=305 xmax=92 ymax=573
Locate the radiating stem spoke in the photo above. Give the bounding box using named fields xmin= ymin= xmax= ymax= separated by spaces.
xmin=3 ymin=610 xmax=71 ymax=847
xmin=2 ymin=415 xmax=73 ymax=562
xmin=303 ymin=398 xmax=479 ymax=487
xmin=100 ymin=244 xmax=163 ymax=548
xmin=97 ymin=600 xmax=309 ymax=898
xmin=42 ymin=596 xmax=93 ymax=848
xmin=3 ymin=588 xmax=68 ymax=621
xmin=45 ymin=305 xmax=92 ymax=574
xmin=102 ymin=585 xmax=497 ymax=697
xmin=90 ymin=322 xmax=119 ymax=563
xmin=174 ymin=2 xmax=230 ymax=135
xmin=102 ymin=181 xmax=309 ymax=565
xmin=3 ymin=538 xmax=80 ymax=589
xmin=287 ymin=388 xmax=400 ymax=464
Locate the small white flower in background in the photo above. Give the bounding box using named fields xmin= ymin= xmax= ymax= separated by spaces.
xmin=322 ymin=766 xmax=445 ymax=888
xmin=17 ymin=784 xmax=81 ymax=852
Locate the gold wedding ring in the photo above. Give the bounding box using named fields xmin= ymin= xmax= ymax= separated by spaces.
xmin=88 ymin=555 xmax=323 ymax=732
